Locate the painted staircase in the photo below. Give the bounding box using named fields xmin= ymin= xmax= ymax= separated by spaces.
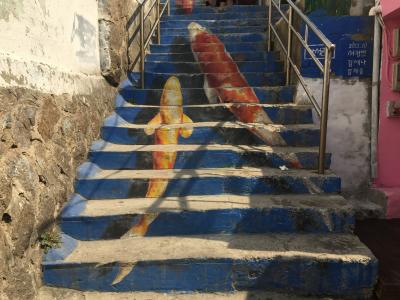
xmin=42 ymin=2 xmax=380 ymax=299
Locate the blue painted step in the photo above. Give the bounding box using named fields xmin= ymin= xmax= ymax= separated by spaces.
xmin=43 ymin=234 xmax=377 ymax=297
xmin=60 ymin=194 xmax=353 ymax=240
xmin=100 ymin=122 xmax=321 ymax=147
xmin=112 ymin=104 xmax=312 ymax=125
xmin=150 ymin=42 xmax=266 ymax=53
xmin=169 ymin=5 xmax=265 ymax=14
xmin=88 ymin=143 xmax=330 ymax=170
xmin=117 ymin=86 xmax=294 ymax=105
xmin=74 ymin=167 xmax=341 ymax=199
xmin=160 ymin=33 xmax=267 ymax=44
xmin=161 ymin=26 xmax=266 ymax=34
xmin=133 ymin=72 xmax=284 ymax=89
xmin=161 ymin=12 xmax=267 ymax=20
xmin=146 ymin=51 xmax=278 ymax=63
xmin=144 ymin=61 xmax=282 ymax=73
xmin=160 ymin=19 xmax=267 ymax=28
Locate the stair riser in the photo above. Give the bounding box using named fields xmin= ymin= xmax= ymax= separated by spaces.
xmin=61 ymin=208 xmax=353 ymax=240
xmin=88 ymin=150 xmax=330 ymax=170
xmin=113 ymin=106 xmax=313 ymax=125
xmin=144 ymin=61 xmax=282 ymax=73
xmin=43 ymin=259 xmax=376 ymax=296
xmin=133 ymin=72 xmax=285 ymax=89
xmin=146 ymin=51 xmax=277 ymax=62
xmin=100 ymin=127 xmax=321 ymax=147
xmin=160 ymin=33 xmax=266 ymax=44
xmin=162 ymin=13 xmax=267 ymax=20
xmin=117 ymin=86 xmax=294 ymax=105
xmin=74 ymin=176 xmax=341 ymax=199
xmin=150 ymin=43 xmax=266 ymax=53
xmin=161 ymin=26 xmax=265 ymax=34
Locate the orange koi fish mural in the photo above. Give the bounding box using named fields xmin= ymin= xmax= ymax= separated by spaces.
xmin=175 ymin=0 xmax=195 ymax=14
xmin=124 ymin=76 xmax=193 ymax=237
xmin=145 ymin=76 xmax=193 ymax=197
xmin=188 ymin=22 xmax=286 ymax=146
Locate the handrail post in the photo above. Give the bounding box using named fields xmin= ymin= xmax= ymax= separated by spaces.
xmin=267 ymin=0 xmax=272 ymax=51
xmin=286 ymin=6 xmax=293 ymax=85
xmin=156 ymin=0 xmax=161 ymax=44
xmin=140 ymin=2 xmax=145 ymax=89
xmin=167 ymin=0 xmax=170 ymax=16
xmin=318 ymin=47 xmax=333 ymax=174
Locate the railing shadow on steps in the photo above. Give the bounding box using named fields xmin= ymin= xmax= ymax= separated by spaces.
xmin=127 ymin=0 xmax=171 ymax=88
xmin=266 ymin=0 xmax=335 ymax=174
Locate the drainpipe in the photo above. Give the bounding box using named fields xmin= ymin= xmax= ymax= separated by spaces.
xmin=370 ymin=1 xmax=382 ymax=179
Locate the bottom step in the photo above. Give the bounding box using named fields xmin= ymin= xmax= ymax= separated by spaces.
xmin=38 ymin=287 xmax=336 ymax=300
xmin=43 ymin=234 xmax=377 ymax=298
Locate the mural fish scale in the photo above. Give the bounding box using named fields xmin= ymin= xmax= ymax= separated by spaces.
xmin=42 ymin=2 xmax=380 ymax=298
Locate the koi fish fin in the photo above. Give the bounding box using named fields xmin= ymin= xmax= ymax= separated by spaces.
xmin=252 ymin=127 xmax=287 ymax=146
xmin=180 ymin=114 xmax=193 ymax=138
xmin=145 ymin=113 xmax=162 ymax=135
xmin=203 ymin=76 xmax=219 ymax=104
xmin=112 ymin=263 xmax=136 ymax=285
xmin=121 ymin=213 xmax=160 ymax=238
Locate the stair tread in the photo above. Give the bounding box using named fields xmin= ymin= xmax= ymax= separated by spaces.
xmin=44 ymin=233 xmax=375 ymax=264
xmin=162 ymin=16 xmax=267 ymax=20
xmin=160 ymin=32 xmax=267 ymax=37
xmin=153 ymin=42 xmax=266 ymax=46
xmin=116 ymin=103 xmax=310 ymax=109
xmin=140 ymin=71 xmax=274 ymax=75
xmin=104 ymin=119 xmax=318 ymax=129
xmin=78 ymin=166 xmax=337 ymax=180
xmin=120 ymin=86 xmax=293 ymax=92
xmin=91 ymin=142 xmax=321 ymax=153
xmin=39 ymin=287 xmax=327 ymax=300
xmin=145 ymin=60 xmax=277 ymax=64
xmin=63 ymin=194 xmax=353 ymax=218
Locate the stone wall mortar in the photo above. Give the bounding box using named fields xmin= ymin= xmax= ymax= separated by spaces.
xmin=0 ymin=83 xmax=115 ymax=300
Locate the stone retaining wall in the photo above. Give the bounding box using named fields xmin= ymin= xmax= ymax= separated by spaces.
xmin=0 ymin=83 xmax=115 ymax=300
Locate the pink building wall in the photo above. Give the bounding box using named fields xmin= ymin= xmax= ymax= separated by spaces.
xmin=375 ymin=0 xmax=400 ymax=218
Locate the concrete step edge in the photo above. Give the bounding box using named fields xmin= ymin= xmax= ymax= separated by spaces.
xmin=102 ymin=119 xmax=319 ymax=130
xmin=136 ymin=71 xmax=280 ymax=76
xmin=90 ymin=143 xmax=321 ymax=154
xmin=119 ymin=85 xmax=293 ymax=93
xmin=62 ymin=193 xmax=352 ymax=218
xmin=151 ymin=41 xmax=266 ymax=45
xmin=114 ymin=102 xmax=310 ymax=109
xmin=43 ymin=233 xmax=375 ymax=265
xmin=76 ymin=165 xmax=337 ymax=180
xmin=38 ymin=287 xmax=336 ymax=300
xmin=159 ymin=33 xmax=267 ymax=37
xmin=144 ymin=60 xmax=277 ymax=64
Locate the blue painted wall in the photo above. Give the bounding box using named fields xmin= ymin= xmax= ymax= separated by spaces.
xmin=301 ymin=11 xmax=374 ymax=78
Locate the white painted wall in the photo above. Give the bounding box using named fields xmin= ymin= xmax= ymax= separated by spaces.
xmin=350 ymin=0 xmax=375 ymax=16
xmin=0 ymin=0 xmax=104 ymax=94
xmin=296 ymin=78 xmax=371 ymax=191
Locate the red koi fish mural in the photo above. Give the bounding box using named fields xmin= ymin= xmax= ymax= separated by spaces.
xmin=188 ymin=22 xmax=286 ymax=146
xmin=124 ymin=76 xmax=193 ymax=237
xmin=175 ymin=0 xmax=195 ymax=14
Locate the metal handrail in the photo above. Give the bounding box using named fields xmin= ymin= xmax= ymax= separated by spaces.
xmin=267 ymin=0 xmax=335 ymax=174
xmin=138 ymin=0 xmax=171 ymax=88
